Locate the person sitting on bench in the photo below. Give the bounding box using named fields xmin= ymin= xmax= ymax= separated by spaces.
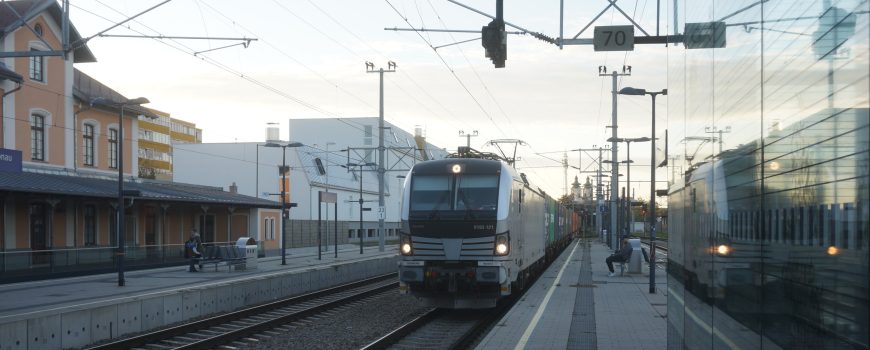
xmin=606 ymin=236 xmax=633 ymax=277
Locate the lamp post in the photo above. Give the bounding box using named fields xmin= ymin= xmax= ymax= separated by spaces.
xmin=90 ymin=96 xmax=149 ymax=287
xmin=344 ymin=162 xmax=376 ymax=254
xmin=324 ymin=142 xmax=335 ymax=252
xmin=618 ymin=86 xmax=667 ymax=294
xmin=265 ymin=141 xmax=303 ymax=265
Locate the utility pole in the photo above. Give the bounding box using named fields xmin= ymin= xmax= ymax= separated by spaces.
xmin=599 ymin=65 xmax=631 ymax=251
xmin=705 ymin=126 xmax=731 ymax=156
xmin=563 ymin=152 xmax=569 ymax=196
xmin=459 ymin=130 xmax=479 ymax=148
xmin=367 ymin=61 xmax=396 ymax=252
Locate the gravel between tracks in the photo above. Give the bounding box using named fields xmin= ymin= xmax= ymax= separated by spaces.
xmin=246 ymin=291 xmax=430 ymax=350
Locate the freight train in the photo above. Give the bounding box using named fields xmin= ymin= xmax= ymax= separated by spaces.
xmin=397 ymin=155 xmax=575 ymax=308
xmin=668 ymin=108 xmax=869 ymax=348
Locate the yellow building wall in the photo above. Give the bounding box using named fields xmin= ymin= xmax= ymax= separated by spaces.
xmin=13 ymin=16 xmax=66 ymax=166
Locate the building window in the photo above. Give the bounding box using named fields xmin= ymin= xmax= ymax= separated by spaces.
xmin=84 ymin=205 xmax=96 ymax=246
xmin=34 ymin=24 xmax=43 ymax=36
xmin=264 ymin=218 xmax=276 ymax=240
xmin=31 ymin=114 xmax=45 ymax=160
xmin=29 ymin=49 xmax=44 ymax=81
xmin=108 ymin=129 xmax=118 ymax=168
xmin=83 ymin=124 xmax=94 ymax=166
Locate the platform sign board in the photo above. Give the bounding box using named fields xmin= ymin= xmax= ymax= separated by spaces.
xmin=684 ymin=22 xmax=726 ymax=49
xmin=318 ymin=191 xmax=337 ymax=203
xmin=378 ymin=206 xmax=386 ymax=220
xmin=594 ymin=25 xmax=635 ymax=51
xmin=0 ymin=148 xmax=22 ymax=172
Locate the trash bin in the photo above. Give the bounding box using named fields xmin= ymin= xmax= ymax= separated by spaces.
xmin=628 ymin=238 xmax=642 ymax=273
xmin=236 ymin=237 xmax=258 ymax=270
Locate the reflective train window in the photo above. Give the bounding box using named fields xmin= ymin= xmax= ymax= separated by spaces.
xmin=409 ymin=175 xmax=453 ymax=211
xmin=455 ymin=175 xmax=498 ymax=211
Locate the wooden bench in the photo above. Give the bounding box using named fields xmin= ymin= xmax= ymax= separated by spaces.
xmin=198 ymin=245 xmax=246 ymax=272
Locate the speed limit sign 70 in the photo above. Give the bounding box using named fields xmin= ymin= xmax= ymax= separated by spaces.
xmin=593 ymin=25 xmax=635 ymax=51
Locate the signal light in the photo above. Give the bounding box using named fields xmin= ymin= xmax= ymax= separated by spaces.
xmin=481 ymin=19 xmax=506 ymax=68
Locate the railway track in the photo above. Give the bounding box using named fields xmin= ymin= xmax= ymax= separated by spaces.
xmin=361 ymin=302 xmax=514 ymax=350
xmin=86 ymin=274 xmax=396 ymax=350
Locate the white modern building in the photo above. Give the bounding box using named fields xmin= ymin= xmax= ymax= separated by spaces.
xmin=173 ymin=118 xmax=448 ymax=253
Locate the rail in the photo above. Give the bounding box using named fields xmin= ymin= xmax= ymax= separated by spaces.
xmin=86 ymin=273 xmax=396 ymax=350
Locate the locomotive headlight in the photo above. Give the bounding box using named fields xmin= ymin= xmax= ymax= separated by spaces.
xmin=400 ymin=235 xmax=413 ymax=256
xmin=715 ymin=244 xmax=731 ymax=256
xmin=494 ymin=234 xmax=510 ymax=256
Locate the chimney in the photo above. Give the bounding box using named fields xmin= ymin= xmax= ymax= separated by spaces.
xmin=266 ymin=124 xmax=280 ymax=143
xmin=229 ymin=182 xmax=238 ymax=194
xmin=414 ymin=125 xmax=429 ymax=160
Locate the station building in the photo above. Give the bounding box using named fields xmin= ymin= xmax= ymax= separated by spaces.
xmin=173 ymin=119 xmax=448 ymax=255
xmin=0 ymin=0 xmax=278 ymax=281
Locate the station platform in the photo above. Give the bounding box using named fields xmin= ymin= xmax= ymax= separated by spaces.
xmin=476 ymin=238 xmax=667 ymax=350
xmin=0 ymin=244 xmax=398 ymax=350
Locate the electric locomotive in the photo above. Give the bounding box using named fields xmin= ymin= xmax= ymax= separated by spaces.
xmin=397 ymin=155 xmax=572 ymax=308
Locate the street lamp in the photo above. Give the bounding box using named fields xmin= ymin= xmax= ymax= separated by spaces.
xmin=324 ymin=142 xmax=335 ymax=252
xmin=265 ymin=141 xmax=304 ymax=265
xmin=618 ymin=86 xmax=667 ymax=294
xmin=90 ymin=96 xmax=149 ymax=287
xmin=344 ymin=162 xmax=376 ymax=254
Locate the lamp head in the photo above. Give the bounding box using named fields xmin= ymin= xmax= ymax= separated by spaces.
xmin=618 ymin=87 xmax=646 ymax=96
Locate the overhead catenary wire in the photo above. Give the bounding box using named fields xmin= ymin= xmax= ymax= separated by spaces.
xmin=300 ymin=0 xmax=468 ymax=133
xmin=79 ymin=2 xmax=343 ymax=120
xmin=197 ymin=0 xmax=472 ymax=139
xmin=425 ymin=0 xmax=520 ymax=137
xmin=383 ymin=0 xmax=509 ymax=138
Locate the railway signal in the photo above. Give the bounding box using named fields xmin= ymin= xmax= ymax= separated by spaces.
xmin=481 ymin=0 xmax=506 ymax=68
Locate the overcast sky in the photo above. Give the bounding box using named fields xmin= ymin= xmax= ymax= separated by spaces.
xmin=70 ymin=0 xmax=671 ymax=200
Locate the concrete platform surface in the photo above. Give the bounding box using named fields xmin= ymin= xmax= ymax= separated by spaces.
xmin=477 ymin=239 xmax=667 ymax=350
xmin=0 ymin=244 xmax=398 ymax=350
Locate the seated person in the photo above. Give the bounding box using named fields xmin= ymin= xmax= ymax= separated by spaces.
xmin=606 ymin=237 xmax=633 ymax=277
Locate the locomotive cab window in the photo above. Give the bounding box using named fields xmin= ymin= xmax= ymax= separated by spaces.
xmin=409 ymin=175 xmax=452 ymax=211
xmin=409 ymin=174 xmax=498 ymax=215
xmin=455 ymin=175 xmax=498 ymax=211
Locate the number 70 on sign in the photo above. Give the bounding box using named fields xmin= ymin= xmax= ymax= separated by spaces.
xmin=593 ymin=25 xmax=635 ymax=51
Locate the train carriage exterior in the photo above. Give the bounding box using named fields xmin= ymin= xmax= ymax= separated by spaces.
xmin=397 ymin=158 xmax=572 ymax=308
xmin=668 ymin=108 xmax=869 ymax=348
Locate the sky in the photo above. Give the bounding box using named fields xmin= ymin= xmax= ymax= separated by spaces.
xmin=69 ymin=0 xmax=672 ymax=200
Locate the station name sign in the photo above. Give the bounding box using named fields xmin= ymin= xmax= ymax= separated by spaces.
xmin=0 ymin=148 xmax=22 ymax=172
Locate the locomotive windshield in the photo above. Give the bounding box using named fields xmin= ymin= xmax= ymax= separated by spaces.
xmin=409 ymin=174 xmax=498 ymax=216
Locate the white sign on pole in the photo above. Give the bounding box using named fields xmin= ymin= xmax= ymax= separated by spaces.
xmin=593 ymin=25 xmax=635 ymax=51
xmin=378 ymin=206 xmax=386 ymax=220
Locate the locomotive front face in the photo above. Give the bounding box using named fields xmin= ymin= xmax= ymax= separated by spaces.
xmin=398 ymin=159 xmax=512 ymax=308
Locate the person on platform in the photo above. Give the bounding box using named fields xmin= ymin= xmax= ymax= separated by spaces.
xmin=185 ymin=229 xmax=202 ymax=272
xmin=606 ymin=236 xmax=633 ymax=277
